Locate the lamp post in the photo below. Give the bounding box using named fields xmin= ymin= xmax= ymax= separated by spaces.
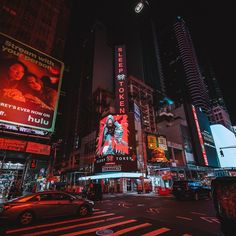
xmin=134 ymin=0 xmax=149 ymax=14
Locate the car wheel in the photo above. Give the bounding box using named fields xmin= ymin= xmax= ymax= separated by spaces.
xmin=77 ymin=205 xmax=90 ymax=217
xmin=194 ymin=192 xmax=199 ymax=201
xmin=18 ymin=211 xmax=34 ymax=225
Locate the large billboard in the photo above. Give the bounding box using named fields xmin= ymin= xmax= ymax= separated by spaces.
xmin=192 ymin=105 xmax=220 ymax=167
xmin=146 ymin=134 xmax=169 ymax=163
xmin=211 ymin=124 xmax=236 ymax=168
xmin=0 ymin=33 xmax=64 ymax=132
xmin=95 ymin=114 xmax=137 ymax=173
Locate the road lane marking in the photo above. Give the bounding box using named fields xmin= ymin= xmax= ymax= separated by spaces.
xmin=94 ymin=208 xmax=101 ymax=211
xmin=200 ymin=217 xmax=220 ymax=223
xmin=6 ymin=213 xmax=115 ymax=234
xmin=176 ymin=216 xmax=192 ymax=221
xmin=94 ymin=211 xmax=107 ymax=214
xmin=22 ymin=216 xmax=125 ymax=236
xmin=191 ymin=212 xmax=206 ymax=215
xmin=147 ymin=208 xmax=159 ymax=214
xmin=142 ymin=227 xmax=170 ymax=236
xmin=110 ymin=223 xmax=151 ymax=235
xmin=61 ymin=219 xmax=137 ymax=236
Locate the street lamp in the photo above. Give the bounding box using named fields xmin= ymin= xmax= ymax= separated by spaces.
xmin=134 ymin=0 xmax=149 ymax=14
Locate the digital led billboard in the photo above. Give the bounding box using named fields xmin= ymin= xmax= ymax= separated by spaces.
xmin=0 ymin=137 xmax=51 ymax=155
xmin=0 ymin=32 xmax=64 ymax=132
xmin=211 ymin=124 xmax=236 ymax=168
xmin=193 ymin=106 xmax=220 ymax=167
xmin=95 ymin=114 xmax=137 ymax=173
xmin=146 ymin=134 xmax=169 ymax=163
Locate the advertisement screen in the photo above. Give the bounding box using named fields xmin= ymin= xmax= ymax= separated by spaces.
xmin=0 ymin=137 xmax=51 ymax=155
xmin=146 ymin=134 xmax=169 ymax=163
xmin=211 ymin=124 xmax=236 ymax=168
xmin=194 ymin=106 xmax=219 ymax=167
xmin=0 ymin=33 xmax=64 ymax=132
xmin=95 ymin=114 xmax=137 ymax=173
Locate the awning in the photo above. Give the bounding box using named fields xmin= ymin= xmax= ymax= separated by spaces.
xmin=78 ymin=172 xmax=144 ymax=181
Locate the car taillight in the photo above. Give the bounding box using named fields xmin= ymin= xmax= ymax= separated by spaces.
xmin=185 ymin=183 xmax=189 ymax=190
xmin=3 ymin=204 xmax=13 ymax=211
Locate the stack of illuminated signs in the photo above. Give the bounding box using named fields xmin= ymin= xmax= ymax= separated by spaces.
xmin=94 ymin=45 xmax=137 ymax=173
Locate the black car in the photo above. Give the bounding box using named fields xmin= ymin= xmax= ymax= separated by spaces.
xmin=172 ymin=180 xmax=212 ymax=200
xmin=211 ymin=176 xmax=236 ymax=236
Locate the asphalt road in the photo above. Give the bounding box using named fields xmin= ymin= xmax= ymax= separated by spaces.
xmin=0 ymin=193 xmax=223 ymax=236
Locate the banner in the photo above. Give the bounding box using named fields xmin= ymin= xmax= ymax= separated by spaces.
xmin=0 ymin=137 xmax=51 ymax=155
xmin=0 ymin=32 xmax=64 ymax=132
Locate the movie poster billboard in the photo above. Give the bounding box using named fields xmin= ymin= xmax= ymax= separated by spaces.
xmin=146 ymin=134 xmax=170 ymax=163
xmin=0 ymin=32 xmax=64 ymax=132
xmin=94 ymin=114 xmax=137 ymax=173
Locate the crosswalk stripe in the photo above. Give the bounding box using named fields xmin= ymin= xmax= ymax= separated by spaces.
xmin=61 ymin=219 xmax=137 ymax=236
xmin=94 ymin=211 xmax=107 ymax=214
xmin=22 ymin=216 xmax=124 ymax=236
xmin=5 ymin=213 xmax=114 ymax=234
xmin=110 ymin=223 xmax=151 ymax=235
xmin=142 ymin=227 xmax=171 ymax=236
xmin=94 ymin=208 xmax=101 ymax=211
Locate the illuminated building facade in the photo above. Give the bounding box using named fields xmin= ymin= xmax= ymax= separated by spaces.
xmin=0 ymin=0 xmax=71 ymax=194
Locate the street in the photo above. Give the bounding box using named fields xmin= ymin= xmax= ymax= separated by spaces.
xmin=0 ymin=193 xmax=222 ymax=236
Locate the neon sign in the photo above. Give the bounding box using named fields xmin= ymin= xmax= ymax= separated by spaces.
xmin=115 ymin=45 xmax=128 ymax=114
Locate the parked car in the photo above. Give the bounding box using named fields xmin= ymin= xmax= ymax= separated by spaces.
xmin=172 ymin=180 xmax=212 ymax=200
xmin=0 ymin=190 xmax=94 ymax=225
xmin=211 ymin=176 xmax=236 ymax=235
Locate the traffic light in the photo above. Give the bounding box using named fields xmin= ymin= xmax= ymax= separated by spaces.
xmin=220 ymin=149 xmax=224 ymax=157
xmin=30 ymin=159 xmax=37 ymax=169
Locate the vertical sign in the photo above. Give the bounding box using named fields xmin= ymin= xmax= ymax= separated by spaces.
xmin=115 ymin=45 xmax=128 ymax=115
xmin=192 ymin=105 xmax=209 ymax=166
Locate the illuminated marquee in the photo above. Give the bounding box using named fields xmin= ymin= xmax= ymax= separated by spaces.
xmin=115 ymin=45 xmax=128 ymax=114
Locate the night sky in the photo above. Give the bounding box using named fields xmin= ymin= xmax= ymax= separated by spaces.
xmin=74 ymin=0 xmax=235 ymax=124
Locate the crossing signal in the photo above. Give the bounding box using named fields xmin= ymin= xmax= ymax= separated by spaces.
xmin=30 ymin=159 xmax=37 ymax=169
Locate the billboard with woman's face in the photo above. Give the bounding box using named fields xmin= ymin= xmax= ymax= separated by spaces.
xmin=0 ymin=32 xmax=64 ymax=132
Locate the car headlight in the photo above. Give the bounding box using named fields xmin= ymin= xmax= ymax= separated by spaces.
xmin=88 ymin=200 xmax=94 ymax=206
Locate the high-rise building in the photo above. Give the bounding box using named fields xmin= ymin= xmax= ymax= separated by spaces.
xmin=0 ymin=0 xmax=70 ymax=59
xmin=0 ymin=0 xmax=71 ymax=191
xmin=159 ymin=17 xmax=211 ymax=114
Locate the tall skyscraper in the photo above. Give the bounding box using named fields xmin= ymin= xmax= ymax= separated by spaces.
xmin=159 ymin=17 xmax=211 ymax=114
